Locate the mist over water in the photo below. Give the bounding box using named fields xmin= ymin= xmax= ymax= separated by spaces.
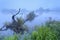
xmin=0 ymin=10 xmax=60 ymax=35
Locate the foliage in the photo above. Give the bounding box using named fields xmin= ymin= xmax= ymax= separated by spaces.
xmin=4 ymin=17 xmax=28 ymax=34
xmin=26 ymin=11 xmax=36 ymax=21
xmin=1 ymin=19 xmax=60 ymax=40
xmin=4 ymin=34 xmax=18 ymax=40
xmin=24 ymin=26 xmax=57 ymax=40
xmin=45 ymin=19 xmax=60 ymax=40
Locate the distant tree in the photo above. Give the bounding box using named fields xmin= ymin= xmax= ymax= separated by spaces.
xmin=25 ymin=11 xmax=36 ymax=21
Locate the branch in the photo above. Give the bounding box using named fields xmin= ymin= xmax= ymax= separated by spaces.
xmin=0 ymin=29 xmax=7 ymax=31
xmin=12 ymin=9 xmax=21 ymax=21
xmin=0 ymin=25 xmax=7 ymax=31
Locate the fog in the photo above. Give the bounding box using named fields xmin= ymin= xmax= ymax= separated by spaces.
xmin=0 ymin=0 xmax=60 ymax=35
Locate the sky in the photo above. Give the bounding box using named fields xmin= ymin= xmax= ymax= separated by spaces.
xmin=0 ymin=0 xmax=60 ymax=27
xmin=0 ymin=0 xmax=60 ymax=10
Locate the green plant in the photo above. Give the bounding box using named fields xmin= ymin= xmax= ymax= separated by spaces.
xmin=45 ymin=19 xmax=60 ymax=40
xmin=4 ymin=34 xmax=18 ymax=40
xmin=24 ymin=26 xmax=57 ymax=40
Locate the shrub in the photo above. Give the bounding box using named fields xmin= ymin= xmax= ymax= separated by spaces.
xmin=24 ymin=26 xmax=58 ymax=40
xmin=45 ymin=20 xmax=60 ymax=40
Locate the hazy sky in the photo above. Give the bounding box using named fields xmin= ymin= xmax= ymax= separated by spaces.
xmin=0 ymin=0 xmax=60 ymax=26
xmin=0 ymin=0 xmax=60 ymax=10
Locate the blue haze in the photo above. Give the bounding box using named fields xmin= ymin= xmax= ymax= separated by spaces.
xmin=0 ymin=0 xmax=60 ymax=35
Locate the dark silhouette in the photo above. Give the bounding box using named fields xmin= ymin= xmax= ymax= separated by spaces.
xmin=0 ymin=9 xmax=37 ymax=34
xmin=12 ymin=9 xmax=20 ymax=22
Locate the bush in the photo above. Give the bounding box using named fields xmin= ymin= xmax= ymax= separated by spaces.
xmin=45 ymin=20 xmax=60 ymax=40
xmin=24 ymin=26 xmax=57 ymax=40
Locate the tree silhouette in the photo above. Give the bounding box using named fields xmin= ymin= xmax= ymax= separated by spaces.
xmin=0 ymin=9 xmax=37 ymax=34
